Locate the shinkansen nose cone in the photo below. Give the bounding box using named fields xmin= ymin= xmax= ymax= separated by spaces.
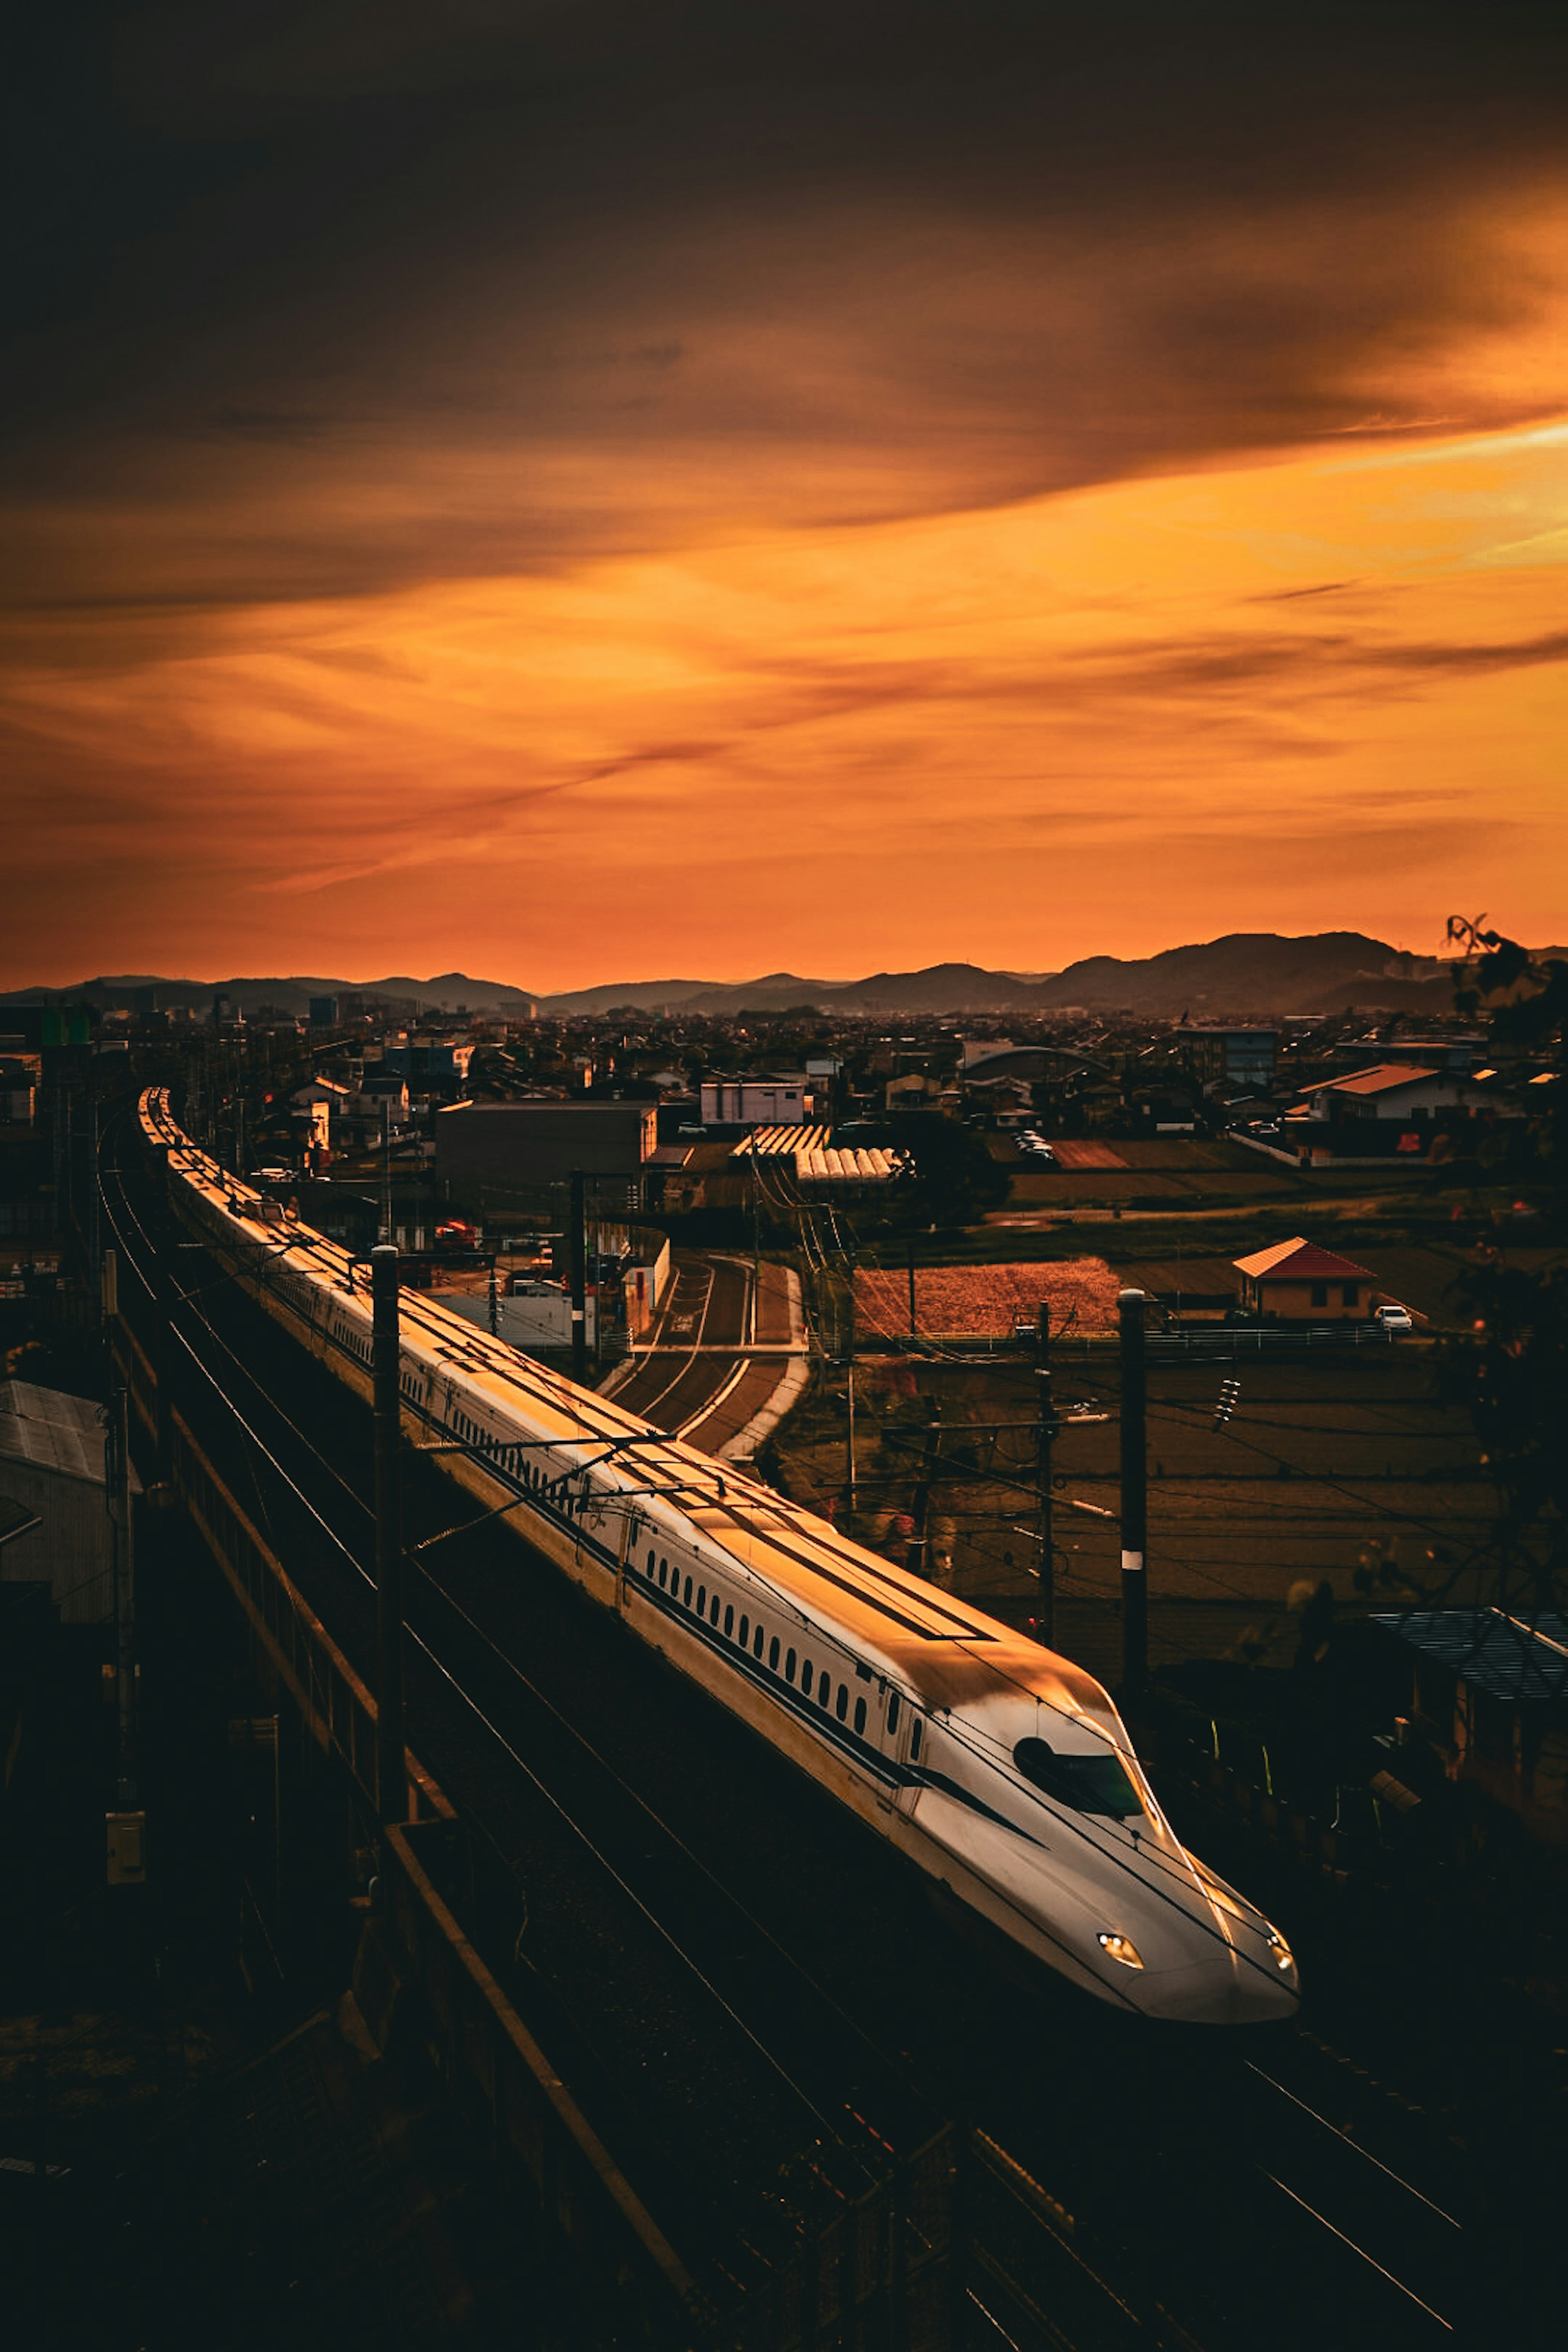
xmin=1127 ymin=1942 xmax=1300 ymax=2025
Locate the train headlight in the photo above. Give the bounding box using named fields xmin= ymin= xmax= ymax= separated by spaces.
xmin=1266 ymin=1929 xmax=1295 ymax=1973
xmin=1096 ymin=1931 xmax=1145 ymax=1970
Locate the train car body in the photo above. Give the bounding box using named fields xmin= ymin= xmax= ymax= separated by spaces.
xmin=141 ymin=1090 xmax=1298 ymax=2025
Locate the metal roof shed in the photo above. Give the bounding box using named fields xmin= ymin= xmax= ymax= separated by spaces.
xmin=0 ymin=1380 xmax=135 ymax=1626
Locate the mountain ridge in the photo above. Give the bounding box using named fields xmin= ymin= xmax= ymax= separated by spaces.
xmin=2 ymin=932 xmax=1510 ymax=1021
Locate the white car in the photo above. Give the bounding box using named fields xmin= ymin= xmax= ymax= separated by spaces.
xmin=1374 ymin=1303 xmax=1414 ymax=1334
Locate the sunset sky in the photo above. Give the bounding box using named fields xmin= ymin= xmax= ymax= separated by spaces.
xmin=5 ymin=3 xmax=1566 ymax=992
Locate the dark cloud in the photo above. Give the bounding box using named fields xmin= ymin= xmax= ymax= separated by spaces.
xmin=4 ymin=5 xmax=1568 ymax=605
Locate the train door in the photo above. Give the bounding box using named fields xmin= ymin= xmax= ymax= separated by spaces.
xmin=876 ymin=1684 xmax=921 ymax=1816
xmin=614 ymin=1512 xmax=636 ymax=1613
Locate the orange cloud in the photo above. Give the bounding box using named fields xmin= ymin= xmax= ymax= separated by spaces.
xmin=3 ymin=412 xmax=1564 ymax=986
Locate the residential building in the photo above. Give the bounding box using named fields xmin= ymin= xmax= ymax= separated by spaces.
xmin=1378 ymin=1608 xmax=1568 ymax=1846
xmin=435 ymin=1099 xmax=657 ymax=1196
xmin=1294 ymin=1061 xmax=1508 ymax=1163
xmin=699 ymin=1075 xmax=813 ymax=1127
xmin=1232 ymin=1237 xmax=1377 ymax=1320
xmin=1176 ymin=1027 xmax=1277 ymax=1089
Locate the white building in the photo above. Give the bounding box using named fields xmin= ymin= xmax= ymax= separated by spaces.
xmin=700 ymin=1075 xmax=814 ymax=1127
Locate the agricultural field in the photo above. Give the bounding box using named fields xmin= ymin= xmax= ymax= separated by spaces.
xmin=854 ymin=1258 xmax=1122 ymax=1341
xmin=768 ymin=1343 xmax=1501 ymax=1698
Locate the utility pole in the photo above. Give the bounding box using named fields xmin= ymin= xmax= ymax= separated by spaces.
xmin=1035 ymin=1302 xmax=1055 ymax=1646
xmin=842 ymin=1243 xmax=859 ymax=1515
xmin=569 ymin=1169 xmax=588 ymax=1383
xmin=107 ymin=1375 xmax=138 ymax=1807
xmin=907 ymin=1237 xmax=918 ymax=1341
xmin=750 ymin=1154 xmax=761 ymax=1339
xmin=904 ymin=1417 xmax=943 ymax=1579
xmin=845 ymin=1354 xmax=858 ymax=1518
xmin=1118 ymin=1286 xmax=1148 ymax=1705
xmin=372 ymin=1246 xmax=408 ymax=1826
xmin=101 ymin=1252 xmax=147 ymax=1895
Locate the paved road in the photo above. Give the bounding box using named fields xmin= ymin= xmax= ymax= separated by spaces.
xmin=609 ymin=1250 xmax=804 ymax=1454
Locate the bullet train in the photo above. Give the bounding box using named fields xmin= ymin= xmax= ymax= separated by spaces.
xmin=140 ymin=1089 xmax=1298 ymax=2024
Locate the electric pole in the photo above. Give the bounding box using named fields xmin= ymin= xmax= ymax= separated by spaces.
xmin=904 ymin=1417 xmax=943 ymax=1579
xmin=1035 ymin=1302 xmax=1055 ymax=1646
xmin=107 ymin=1381 xmax=137 ymax=1807
xmin=569 ymin=1169 xmax=588 ymax=1382
xmin=372 ymin=1246 xmax=408 ymax=1825
xmin=1118 ymin=1286 xmax=1148 ymax=1705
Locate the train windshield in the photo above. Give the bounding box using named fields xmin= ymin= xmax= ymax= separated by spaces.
xmin=1013 ymin=1737 xmax=1142 ymax=1820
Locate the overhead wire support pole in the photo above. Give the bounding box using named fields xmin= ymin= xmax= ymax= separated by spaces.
xmin=904 ymin=1415 xmax=943 ymax=1581
xmin=107 ymin=1376 xmax=138 ymax=1807
xmin=1036 ymin=1302 xmax=1055 ymax=1648
xmin=569 ymin=1168 xmax=588 ymax=1383
xmin=1118 ymin=1285 xmax=1149 ymax=1706
xmin=371 ymin=1245 xmax=408 ymax=1826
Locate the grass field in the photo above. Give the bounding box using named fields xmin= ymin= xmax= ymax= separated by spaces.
xmin=770 ymin=1345 xmax=1507 ymax=1691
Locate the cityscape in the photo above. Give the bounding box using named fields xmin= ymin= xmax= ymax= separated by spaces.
xmin=3 ymin=8 xmax=1566 ymax=2352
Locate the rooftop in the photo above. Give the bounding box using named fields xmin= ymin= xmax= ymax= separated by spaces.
xmin=0 ymin=1381 xmax=134 ymax=1488
xmin=1376 ymin=1608 xmax=1568 ymax=1710
xmin=1232 ymin=1236 xmax=1375 ymax=1283
xmin=1320 ymin=1062 xmax=1449 ymax=1096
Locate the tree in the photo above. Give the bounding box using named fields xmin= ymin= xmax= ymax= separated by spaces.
xmin=886 ymin=1113 xmax=1009 ymax=1230
xmin=1434 ymin=920 xmax=1568 ymax=1610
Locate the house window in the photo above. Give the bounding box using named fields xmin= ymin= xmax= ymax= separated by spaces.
xmin=1342 ymin=1283 xmax=1359 ymax=1307
xmin=1310 ymin=1282 xmax=1328 ymax=1309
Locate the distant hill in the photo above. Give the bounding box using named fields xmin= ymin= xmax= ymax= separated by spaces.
xmin=1031 ymin=931 xmax=1452 ymax=1017
xmin=543 ymin=935 xmax=1457 ymax=1018
xmin=4 ymin=933 xmax=1503 ymax=1023
xmin=0 ymin=971 xmax=539 ymax=1017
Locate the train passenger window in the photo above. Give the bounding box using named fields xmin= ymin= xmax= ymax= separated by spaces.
xmin=800 ymin=1662 xmax=812 ymax=1697
xmin=710 ymin=1594 xmax=720 ymax=1626
xmin=684 ymin=1576 xmax=693 ymax=1606
xmin=854 ymin=1698 xmax=866 ymax=1736
xmin=887 ymin=1693 xmax=900 ymax=1734
xmin=724 ymin=1604 xmax=734 ymax=1637
xmin=738 ymin=1614 xmax=748 ymax=1646
xmin=820 ymin=1680 xmax=832 ymax=1711
xmin=911 ymin=1718 xmax=922 ymax=1759
xmin=697 ymin=1585 xmax=706 ymax=1615
xmin=769 ymin=1637 xmax=780 ymax=1670
xmin=785 ymin=1648 xmax=796 ymax=1682
xmin=647 ymin=1549 xmax=655 ymax=1575
xmin=835 ymin=1684 xmax=848 ymax=1722
xmin=659 ymin=1561 xmax=668 ymax=1589
xmin=754 ymin=1626 xmax=764 ymax=1660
